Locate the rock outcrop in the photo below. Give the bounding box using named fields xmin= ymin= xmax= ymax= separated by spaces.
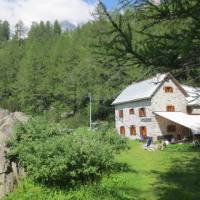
xmin=0 ymin=109 xmax=27 ymax=199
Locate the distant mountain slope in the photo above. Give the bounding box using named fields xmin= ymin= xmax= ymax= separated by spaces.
xmin=60 ymin=21 xmax=76 ymax=31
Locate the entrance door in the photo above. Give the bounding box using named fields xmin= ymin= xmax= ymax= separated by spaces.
xmin=140 ymin=126 xmax=147 ymax=137
xmin=130 ymin=126 xmax=136 ymax=136
xmin=120 ymin=126 xmax=125 ymax=136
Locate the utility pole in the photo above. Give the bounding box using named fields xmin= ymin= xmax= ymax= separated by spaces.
xmin=88 ymin=93 xmax=92 ymax=129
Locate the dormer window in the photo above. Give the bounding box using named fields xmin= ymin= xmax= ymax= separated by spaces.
xmin=164 ymin=86 xmax=173 ymax=93
xmin=119 ymin=110 xmax=123 ymax=118
xmin=139 ymin=108 xmax=146 ymax=117
xmin=129 ymin=108 xmax=134 ymax=115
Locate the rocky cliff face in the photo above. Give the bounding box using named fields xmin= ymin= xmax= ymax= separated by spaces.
xmin=0 ymin=109 xmax=27 ymax=199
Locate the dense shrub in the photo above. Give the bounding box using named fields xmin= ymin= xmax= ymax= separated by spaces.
xmin=75 ymin=127 xmax=129 ymax=153
xmin=7 ymin=118 xmax=128 ymax=186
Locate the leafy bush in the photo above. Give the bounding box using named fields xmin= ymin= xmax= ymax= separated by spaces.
xmin=7 ymin=118 xmax=128 ymax=186
xmin=75 ymin=127 xmax=129 ymax=153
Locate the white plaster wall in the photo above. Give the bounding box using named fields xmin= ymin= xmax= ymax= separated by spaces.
xmin=115 ymin=99 xmax=154 ymax=139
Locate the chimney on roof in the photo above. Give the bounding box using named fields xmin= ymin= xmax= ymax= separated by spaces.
xmin=152 ymin=73 xmax=162 ymax=84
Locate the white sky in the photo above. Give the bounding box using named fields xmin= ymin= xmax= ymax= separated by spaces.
xmin=0 ymin=0 xmax=96 ymax=27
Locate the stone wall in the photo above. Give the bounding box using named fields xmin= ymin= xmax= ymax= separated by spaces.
xmin=151 ymin=78 xmax=188 ymax=138
xmin=155 ymin=115 xmax=190 ymax=140
xmin=151 ymin=79 xmax=187 ymax=113
xmin=0 ymin=109 xmax=27 ymax=199
xmin=114 ymin=77 xmax=189 ymax=140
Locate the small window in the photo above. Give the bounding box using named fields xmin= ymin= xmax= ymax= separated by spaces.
xmin=166 ymin=105 xmax=175 ymax=112
xmin=164 ymin=86 xmax=173 ymax=93
xmin=140 ymin=126 xmax=147 ymax=137
xmin=187 ymin=106 xmax=192 ymax=114
xmin=129 ymin=108 xmax=134 ymax=115
xmin=130 ymin=126 xmax=136 ymax=136
xmin=139 ymin=108 xmax=146 ymax=117
xmin=120 ymin=126 xmax=125 ymax=136
xmin=119 ymin=110 xmax=123 ymax=118
xmin=167 ymin=125 xmax=176 ymax=133
xmin=177 ymin=134 xmax=181 ymax=140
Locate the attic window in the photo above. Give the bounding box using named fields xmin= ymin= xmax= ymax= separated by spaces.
xmin=119 ymin=110 xmax=123 ymax=118
xmin=139 ymin=108 xmax=146 ymax=117
xmin=129 ymin=108 xmax=134 ymax=115
xmin=164 ymin=86 xmax=173 ymax=93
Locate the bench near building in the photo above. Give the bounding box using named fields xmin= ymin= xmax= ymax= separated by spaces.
xmin=112 ymin=73 xmax=200 ymax=141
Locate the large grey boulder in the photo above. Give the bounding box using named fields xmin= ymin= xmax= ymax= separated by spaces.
xmin=0 ymin=109 xmax=27 ymax=199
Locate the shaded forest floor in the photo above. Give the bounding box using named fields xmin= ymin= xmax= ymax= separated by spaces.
xmin=4 ymin=141 xmax=200 ymax=200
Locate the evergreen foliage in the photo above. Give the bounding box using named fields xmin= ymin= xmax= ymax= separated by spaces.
xmin=0 ymin=19 xmax=143 ymax=125
xmin=0 ymin=1 xmax=199 ymax=124
xmin=98 ymin=0 xmax=200 ymax=84
xmin=0 ymin=20 xmax=10 ymax=42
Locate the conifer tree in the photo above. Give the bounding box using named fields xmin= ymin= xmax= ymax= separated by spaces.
xmin=98 ymin=0 xmax=200 ymax=78
xmin=0 ymin=20 xmax=10 ymax=42
xmin=14 ymin=20 xmax=25 ymax=41
xmin=53 ymin=20 xmax=61 ymax=35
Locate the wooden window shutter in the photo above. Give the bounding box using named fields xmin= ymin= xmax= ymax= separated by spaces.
xmin=140 ymin=126 xmax=147 ymax=137
xmin=120 ymin=126 xmax=125 ymax=135
xmin=130 ymin=126 xmax=136 ymax=136
xmin=164 ymin=86 xmax=173 ymax=93
xmin=166 ymin=105 xmax=175 ymax=112
xmin=139 ymin=108 xmax=146 ymax=117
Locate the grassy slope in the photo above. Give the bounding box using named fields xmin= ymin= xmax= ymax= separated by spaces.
xmin=4 ymin=141 xmax=200 ymax=200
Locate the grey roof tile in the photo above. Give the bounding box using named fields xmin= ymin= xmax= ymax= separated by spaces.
xmin=181 ymin=84 xmax=200 ymax=106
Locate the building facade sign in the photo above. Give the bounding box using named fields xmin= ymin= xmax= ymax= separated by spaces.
xmin=141 ymin=118 xmax=152 ymax=122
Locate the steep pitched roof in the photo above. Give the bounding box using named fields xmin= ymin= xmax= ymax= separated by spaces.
xmin=181 ymin=85 xmax=200 ymax=106
xmin=112 ymin=73 xmax=167 ymax=105
xmin=112 ymin=73 xmax=187 ymax=105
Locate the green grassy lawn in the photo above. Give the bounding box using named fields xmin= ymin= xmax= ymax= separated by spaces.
xmin=4 ymin=141 xmax=200 ymax=200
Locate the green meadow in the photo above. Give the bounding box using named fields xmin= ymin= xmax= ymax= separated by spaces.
xmin=5 ymin=141 xmax=200 ymax=200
